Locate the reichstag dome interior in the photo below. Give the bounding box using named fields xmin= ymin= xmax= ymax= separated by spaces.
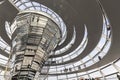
xmin=0 ymin=0 xmax=120 ymax=80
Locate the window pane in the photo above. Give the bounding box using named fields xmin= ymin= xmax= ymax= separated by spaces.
xmin=101 ymin=65 xmax=117 ymax=75
xmin=89 ymin=71 xmax=102 ymax=78
xmin=115 ymin=60 xmax=120 ymax=67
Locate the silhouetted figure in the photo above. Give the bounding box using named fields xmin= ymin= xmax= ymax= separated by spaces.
xmin=98 ymin=56 xmax=102 ymax=61
xmin=117 ymin=74 xmax=120 ymax=80
xmin=92 ymin=78 xmax=94 ymax=80
xmin=78 ymin=66 xmax=81 ymax=70
xmin=15 ymin=65 xmax=18 ymax=72
xmin=27 ymin=64 xmax=31 ymax=68
xmin=107 ymin=25 xmax=111 ymax=30
xmin=69 ymin=68 xmax=72 ymax=72
xmin=64 ymin=68 xmax=68 ymax=72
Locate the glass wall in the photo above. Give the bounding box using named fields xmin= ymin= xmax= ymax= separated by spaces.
xmin=44 ymin=58 xmax=120 ymax=80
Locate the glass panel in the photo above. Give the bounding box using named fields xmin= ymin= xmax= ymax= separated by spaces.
xmin=29 ymin=7 xmax=35 ymax=10
xmin=64 ymin=57 xmax=70 ymax=62
xmin=115 ymin=60 xmax=120 ymax=67
xmin=85 ymin=60 xmax=94 ymax=67
xmin=106 ymin=74 xmax=119 ymax=80
xmin=68 ymin=77 xmax=77 ymax=80
xmin=74 ymin=60 xmax=82 ymax=66
xmin=25 ymin=2 xmax=32 ymax=7
xmin=5 ymin=21 xmax=12 ymax=39
xmin=32 ymin=2 xmax=40 ymax=6
xmin=82 ymin=75 xmax=89 ymax=79
xmin=89 ymin=71 xmax=102 ymax=78
xmin=48 ymin=76 xmax=57 ymax=80
xmin=41 ymin=7 xmax=47 ymax=12
xmin=49 ymin=68 xmax=56 ymax=72
xmin=93 ymin=55 xmax=99 ymax=63
xmin=19 ymin=5 xmax=26 ymax=10
xmin=82 ymin=56 xmax=90 ymax=63
xmin=67 ymin=73 xmax=76 ymax=78
xmin=47 ymin=9 xmax=53 ymax=15
xmin=21 ymin=0 xmax=29 ymax=3
xmin=101 ymin=65 xmax=117 ymax=75
xmin=16 ymin=1 xmax=21 ymax=6
xmin=97 ymin=37 xmax=106 ymax=48
xmin=80 ymin=65 xmax=85 ymax=69
xmin=77 ymin=72 xmax=86 ymax=76
xmin=35 ymin=7 xmax=40 ymax=10
xmin=58 ymin=75 xmax=67 ymax=80
xmin=87 ymin=68 xmax=98 ymax=73
xmin=102 ymin=40 xmax=111 ymax=53
xmin=0 ymin=54 xmax=8 ymax=65
xmin=70 ymin=53 xmax=77 ymax=59
xmin=90 ymin=49 xmax=99 ymax=57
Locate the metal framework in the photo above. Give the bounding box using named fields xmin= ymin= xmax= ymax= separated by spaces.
xmin=0 ymin=0 xmax=120 ymax=80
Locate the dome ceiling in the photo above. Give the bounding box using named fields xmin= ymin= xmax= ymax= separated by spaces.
xmin=0 ymin=0 xmax=120 ymax=77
